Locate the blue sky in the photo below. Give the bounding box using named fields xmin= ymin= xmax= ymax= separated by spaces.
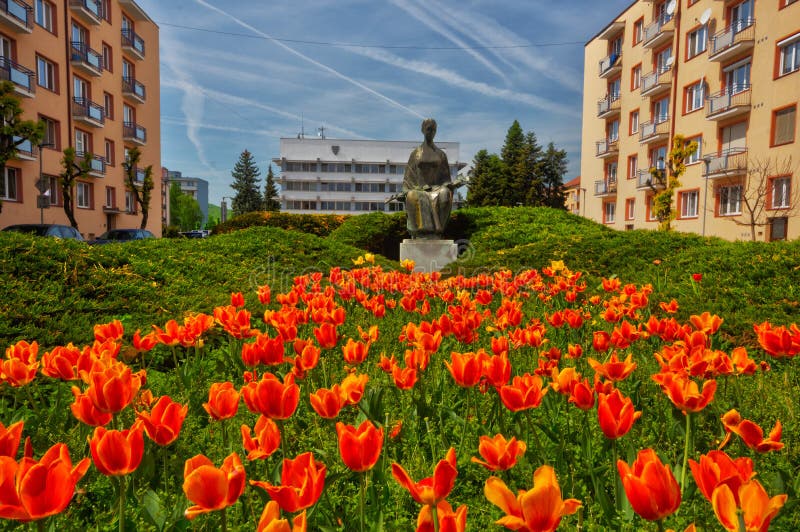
xmin=139 ymin=0 xmax=633 ymax=205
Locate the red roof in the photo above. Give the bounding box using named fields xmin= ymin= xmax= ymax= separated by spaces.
xmin=564 ymin=176 xmax=581 ymax=188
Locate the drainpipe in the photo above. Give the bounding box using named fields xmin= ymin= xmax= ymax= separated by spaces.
xmin=64 ymin=4 xmax=73 ymax=151
xmin=668 ymin=2 xmax=682 ymax=144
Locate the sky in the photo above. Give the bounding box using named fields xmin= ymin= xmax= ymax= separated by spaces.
xmin=139 ymin=0 xmax=634 ymax=205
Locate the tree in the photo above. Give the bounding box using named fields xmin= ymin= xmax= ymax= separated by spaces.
xmin=169 ymin=182 xmax=203 ymax=231
xmin=59 ymin=148 xmax=91 ymax=230
xmin=230 ymin=149 xmax=261 ymax=216
xmin=536 ymin=142 xmax=568 ymax=209
xmin=466 ymin=149 xmax=506 ymax=207
xmin=0 ymin=81 xmax=44 ymax=213
xmin=263 ymin=164 xmax=280 ymax=211
xmin=649 ymin=135 xmax=697 ymax=231
xmin=122 ymin=146 xmax=154 ymax=230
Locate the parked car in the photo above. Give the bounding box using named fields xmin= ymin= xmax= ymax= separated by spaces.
xmin=90 ymin=228 xmax=155 ymax=244
xmin=179 ymin=230 xmax=210 ymax=238
xmin=2 ymin=224 xmax=84 ymax=241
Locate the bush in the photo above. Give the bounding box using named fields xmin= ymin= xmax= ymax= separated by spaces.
xmin=213 ymin=211 xmax=347 ymax=237
xmin=328 ymin=211 xmax=408 ymax=259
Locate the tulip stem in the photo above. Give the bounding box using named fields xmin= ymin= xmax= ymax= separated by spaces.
xmin=118 ymin=475 xmax=126 ymax=532
xmin=656 ymin=519 xmax=666 ymax=532
xmin=36 ymin=519 xmax=45 ymax=532
xmin=24 ymin=386 xmax=39 ymax=411
xmin=431 ymin=503 xmax=440 ymax=532
xmin=359 ymin=472 xmax=366 ymax=532
xmin=681 ymin=412 xmax=692 ymax=495
xmin=612 ymin=439 xmax=622 ymax=515
xmin=457 ymin=387 xmax=473 ymax=458
xmin=221 ymin=506 xmax=228 ymax=532
xmin=524 ymin=410 xmax=548 ymax=464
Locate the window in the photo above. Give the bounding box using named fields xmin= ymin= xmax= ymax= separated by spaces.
xmin=625 ymin=198 xmax=635 ymax=220
xmin=39 ymin=115 xmax=60 ymax=150
xmin=34 ymin=0 xmax=54 ymax=32
xmin=778 ymin=34 xmax=800 ymax=76
xmin=36 ymin=55 xmax=56 ymax=91
xmin=0 ymin=167 xmax=18 ymax=201
xmin=685 ymin=81 xmax=705 ymax=113
xmin=610 ymin=36 xmax=622 ymax=57
xmin=102 ymin=0 xmax=111 ymax=22
xmin=631 ymin=64 xmax=641 ymax=90
xmin=76 ymin=182 xmax=91 ymax=209
xmin=628 ymin=155 xmax=638 ymax=179
xmin=647 ymin=196 xmax=659 ymax=221
xmin=122 ymin=59 xmax=133 ymax=80
xmin=725 ymin=60 xmax=751 ymax=94
xmin=105 ymin=186 xmax=115 ymax=208
xmin=47 ymin=175 xmax=61 ymax=206
xmin=102 ymin=43 xmax=113 ymax=71
xmin=125 ymin=190 xmax=136 ymax=213
xmin=104 ymin=139 xmax=114 ymax=165
xmin=629 ymin=110 xmax=639 ymax=135
xmin=771 ymin=176 xmax=791 ymax=209
xmin=718 ymin=185 xmax=742 ymax=215
xmin=103 ymin=92 xmax=114 ymax=120
xmin=633 ymin=18 xmax=644 ymax=45
xmin=772 ymin=106 xmax=796 ymax=146
xmin=75 ymin=130 xmax=90 ymax=154
xmin=603 ymin=201 xmax=616 ymax=224
xmin=656 ymin=47 xmax=672 ymax=72
xmin=679 ymin=190 xmax=699 ymax=218
xmin=686 ymin=25 xmax=708 ymax=59
xmin=650 ymin=146 xmax=667 ymax=170
xmin=123 ymin=104 xmax=134 ymax=124
xmin=686 ymin=136 xmax=702 ymax=164
xmin=654 ymin=96 xmax=670 ymax=123
xmin=608 ymin=119 xmax=619 ymax=142
xmin=606 ymin=161 xmax=618 ymax=182
xmin=608 ymin=78 xmax=620 ymax=99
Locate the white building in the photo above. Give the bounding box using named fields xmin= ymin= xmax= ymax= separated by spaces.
xmin=273 ymin=137 xmax=466 ymax=214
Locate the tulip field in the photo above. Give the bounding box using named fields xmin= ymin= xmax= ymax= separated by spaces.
xmin=1 ymin=243 xmax=798 ymax=532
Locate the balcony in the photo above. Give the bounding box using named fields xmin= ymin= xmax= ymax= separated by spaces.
xmin=639 ymin=117 xmax=670 ymax=144
xmin=636 ymin=168 xmax=666 ymax=190
xmin=597 ymin=21 xmax=625 ymax=41
xmin=596 ymin=138 xmax=619 ymax=159
xmin=594 ymin=177 xmax=617 ymax=197
xmin=123 ymin=121 xmax=147 ymax=145
xmin=72 ymin=97 xmax=105 ymax=127
xmin=709 ymin=20 xmax=755 ymax=62
xmin=643 ymin=14 xmax=674 ymax=49
xmin=0 ymin=56 xmax=34 ymax=97
xmin=122 ymin=77 xmax=146 ymax=103
xmin=640 ymin=67 xmax=672 ymax=98
xmin=121 ymin=28 xmax=145 ymax=60
xmin=69 ymin=0 xmax=102 ymax=25
xmin=706 ymin=148 xmax=748 ymax=179
xmin=70 ymin=42 xmax=103 ymax=77
xmin=705 ymin=88 xmax=751 ymax=121
xmin=0 ymin=0 xmax=32 ymax=33
xmin=597 ymin=93 xmax=621 ymax=119
xmin=77 ymin=152 xmax=106 ymax=177
xmin=118 ymin=0 xmax=148 ymax=20
xmin=13 ymin=136 xmax=35 ymax=161
xmin=599 ymin=52 xmax=622 ymax=79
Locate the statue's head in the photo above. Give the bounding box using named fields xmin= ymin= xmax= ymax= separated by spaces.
xmin=421 ymin=118 xmax=437 ymax=142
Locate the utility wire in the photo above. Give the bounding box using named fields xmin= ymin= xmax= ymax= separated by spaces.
xmin=157 ymin=21 xmax=584 ymax=50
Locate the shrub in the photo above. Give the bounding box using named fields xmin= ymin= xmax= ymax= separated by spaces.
xmin=213 ymin=211 xmax=347 ymax=237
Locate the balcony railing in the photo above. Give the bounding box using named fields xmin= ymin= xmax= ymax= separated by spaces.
xmin=121 ymin=28 xmax=145 ymax=59
xmin=123 ymin=121 xmax=147 ymax=144
xmin=599 ymin=52 xmax=622 ymax=78
xmin=70 ymin=42 xmax=103 ymax=76
xmin=639 ymin=116 xmax=669 ymax=143
xmin=705 ymin=87 xmax=751 ymax=120
xmin=596 ymin=138 xmax=619 ymax=158
xmin=69 ymin=0 xmax=102 ymax=24
xmin=594 ymin=177 xmax=617 ymax=196
xmin=0 ymin=56 xmax=34 ymax=96
xmin=637 ymin=168 xmax=666 ymax=189
xmin=643 ymin=14 xmax=674 ymax=49
xmin=597 ymin=93 xmax=620 ymax=118
xmin=77 ymin=151 xmax=106 ymax=176
xmin=641 ymin=66 xmax=672 ymax=97
xmin=72 ymin=97 xmax=105 ymax=126
xmin=706 ymin=148 xmax=748 ymax=178
xmin=0 ymin=0 xmax=32 ymax=32
xmin=709 ymin=19 xmax=755 ymax=61
xmin=122 ymin=77 xmax=146 ymax=102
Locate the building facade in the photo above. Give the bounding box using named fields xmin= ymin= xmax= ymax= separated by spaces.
xmin=274 ymin=137 xmax=466 ymax=215
xmin=0 ymin=0 xmax=160 ymax=239
xmin=581 ymin=0 xmax=799 ymax=241
xmin=563 ymin=176 xmax=583 ymax=215
xmin=163 ymin=169 xmax=209 ymax=225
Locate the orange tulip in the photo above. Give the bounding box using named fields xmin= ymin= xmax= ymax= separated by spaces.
xmin=499 ymin=374 xmax=548 ymax=412
xmin=313 ymin=322 xmax=338 ymax=349
xmin=445 ymin=351 xmax=485 ymax=387
xmin=336 ymin=420 xmax=384 ymax=472
xmin=183 ymin=452 xmax=246 ymax=520
xmin=257 ymin=285 xmax=272 ymax=305
xmin=597 ymin=389 xmax=641 ymax=439
xmin=0 ymin=339 xmax=39 ymax=387
xmin=89 ymin=424 xmax=144 ymax=476
xmin=256 ymin=500 xmax=307 ymax=532
xmin=251 ymin=451 xmax=326 ymax=513
xmin=392 ymin=365 xmax=418 ymax=390
xmin=392 ymin=447 xmax=457 ymax=506
xmin=342 ymin=338 xmax=370 ymax=365
xmin=136 ymin=395 xmax=188 ymax=446
xmin=689 ymin=312 xmax=723 ymax=334
xmin=213 ymin=305 xmax=257 ymax=339
xmin=94 ymin=319 xmax=124 ymax=343
xmin=230 ymin=291 xmax=245 ymax=307
xmin=753 ymin=321 xmax=800 ymax=358
xmin=567 ymin=378 xmax=595 ymax=411
xmin=659 ymin=299 xmax=679 ymax=313
xmin=652 ymin=372 xmax=716 ymax=413
xmin=711 ymin=479 xmax=787 ymax=532
xmin=70 ymin=386 xmax=113 ymax=427
xmin=309 ymin=386 xmax=345 ymax=419
xmin=0 ymin=442 xmax=90 ymax=522
xmin=132 ymin=329 xmax=158 ymax=352
xmin=203 ymin=381 xmax=240 ymax=420
xmin=484 ymin=464 xmax=581 ymax=532
xmin=241 ymin=416 xmax=281 ymax=460
xmin=471 ymin=434 xmax=526 ymax=472
xmin=241 ymin=372 xmax=299 ymax=420
xmin=339 ymin=373 xmax=368 ymax=405
xmin=416 ymin=501 xmax=467 ymax=532
xmin=241 ymin=333 xmax=285 ymax=367
xmin=587 ymin=351 xmax=636 ymax=382
xmin=86 ymin=361 xmax=145 ymax=414
xmin=617 ymin=448 xmax=681 ymax=521
xmin=40 ymin=344 xmax=83 ymax=381
xmin=719 ymin=409 xmax=783 ymax=453
xmin=688 ymin=450 xmax=754 ymax=505
xmin=482 ymin=353 xmax=512 ymax=388
xmin=591 ymin=331 xmax=610 ymax=352
xmin=0 ymin=421 xmax=23 ymax=458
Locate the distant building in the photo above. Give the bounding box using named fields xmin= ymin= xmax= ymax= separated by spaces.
xmin=273 ymin=137 xmax=466 ymax=214
xmin=163 ymin=169 xmax=209 ymax=225
xmin=563 ymin=176 xmax=582 ymax=215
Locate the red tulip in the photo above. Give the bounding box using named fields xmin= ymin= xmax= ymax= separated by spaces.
xmin=416 ymin=500 xmax=467 ymax=532
xmin=688 ymin=450 xmax=754 ymax=505
xmin=203 ymin=381 xmax=240 ymax=420
xmin=445 ymin=351 xmax=485 ymax=388
xmin=719 ymin=409 xmax=783 ymax=453
xmin=309 ymin=386 xmax=345 ymax=419
xmin=256 ymin=500 xmax=306 ymax=532
xmin=183 ymin=452 xmax=246 ymax=520
xmin=342 ymin=338 xmax=370 ymax=365
xmin=597 ymin=389 xmax=641 ymax=439
xmin=70 ymin=386 xmax=113 ymax=427
xmin=499 ymin=374 xmax=547 ymax=412
xmin=86 ymin=361 xmax=145 ymax=414
xmin=336 ymin=420 xmax=384 ymax=472
xmin=241 ymin=372 xmax=299 ymax=419
xmin=251 ymin=452 xmax=326 ymax=513
xmin=392 ymin=447 xmax=457 ymax=506
xmin=652 ymin=372 xmax=716 ymax=413
xmin=137 ymin=395 xmax=188 ymax=446
xmin=94 ymin=319 xmax=124 ymax=343
xmin=89 ymin=424 xmax=144 ymax=476
xmin=471 ymin=434 xmax=526 ymax=471
xmin=617 ymin=448 xmax=681 ymax=521
xmin=0 ymin=421 xmax=23 ymax=458
xmin=588 ymin=352 xmax=636 ymax=382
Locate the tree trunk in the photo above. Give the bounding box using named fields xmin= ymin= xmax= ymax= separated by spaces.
xmin=62 ymin=189 xmax=79 ymax=230
xmin=139 ymin=208 xmax=148 ymax=230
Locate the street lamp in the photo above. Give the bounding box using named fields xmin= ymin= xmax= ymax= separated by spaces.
xmin=220 ymin=196 xmax=230 ymax=223
xmin=701 ymin=156 xmax=712 ymax=237
xmin=37 ymin=141 xmax=55 ymax=224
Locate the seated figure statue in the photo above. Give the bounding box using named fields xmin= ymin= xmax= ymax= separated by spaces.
xmin=402 ymin=119 xmax=464 ymax=238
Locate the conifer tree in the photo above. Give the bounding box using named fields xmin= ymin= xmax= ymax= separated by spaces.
xmin=466 ymin=150 xmax=505 ymax=207
xmin=230 ymin=149 xmax=262 ymax=216
xmin=536 ymin=142 xmax=568 ymax=209
xmin=263 ymin=164 xmax=280 ymax=211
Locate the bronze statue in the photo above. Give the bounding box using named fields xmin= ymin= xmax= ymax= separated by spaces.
xmin=397 ymin=119 xmax=466 ymax=238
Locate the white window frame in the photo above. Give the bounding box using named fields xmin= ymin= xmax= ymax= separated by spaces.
xmin=724 ymin=59 xmax=751 ymax=94
xmin=36 ymin=56 xmax=55 ymax=91
xmin=604 ymin=201 xmax=616 ymax=223
xmin=77 ymin=182 xmax=91 ymax=209
xmin=680 ymin=190 xmax=699 ymax=218
xmin=772 ymin=177 xmax=791 ymax=209
xmin=75 ymin=130 xmax=89 ymax=154
xmin=687 ymin=25 xmax=708 ymax=58
xmin=125 ymin=190 xmax=135 ymax=213
xmin=105 ymin=186 xmax=114 ymax=208
xmin=686 ymin=82 xmax=705 ymax=113
xmin=0 ymin=167 xmax=18 ymax=201
xmin=626 ymin=198 xmax=635 ymax=220
xmin=632 ymin=65 xmax=641 ymax=89
xmin=718 ymin=184 xmax=742 ymax=216
xmin=654 ymin=96 xmax=670 ymax=123
xmin=687 ymin=136 xmax=702 ymax=164
xmin=35 ymin=0 xmax=54 ymax=32
xmin=779 ymin=34 xmax=800 ymax=76
xmin=608 ymin=119 xmax=619 ymax=142
xmin=629 ymin=155 xmax=638 ymax=179
xmin=630 ymin=110 xmax=639 ymax=134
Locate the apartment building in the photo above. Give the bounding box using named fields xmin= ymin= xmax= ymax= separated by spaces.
xmin=0 ymin=0 xmax=160 ymax=239
xmin=274 ymin=137 xmax=466 ymax=215
xmin=581 ymin=0 xmax=799 ymax=241
xmin=163 ymin=169 xmax=209 ymax=225
xmin=563 ymin=176 xmax=583 ymax=215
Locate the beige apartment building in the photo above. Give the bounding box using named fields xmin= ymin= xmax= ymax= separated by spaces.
xmin=581 ymin=0 xmax=799 ymax=241
xmin=0 ymin=0 xmax=160 ymax=239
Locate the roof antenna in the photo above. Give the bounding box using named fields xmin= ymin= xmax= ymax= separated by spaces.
xmin=297 ymin=113 xmax=305 ymax=140
xmin=317 ymin=126 xmax=325 ymax=139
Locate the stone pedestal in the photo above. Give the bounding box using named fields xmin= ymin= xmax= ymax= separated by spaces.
xmin=399 ymin=239 xmax=458 ymax=273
